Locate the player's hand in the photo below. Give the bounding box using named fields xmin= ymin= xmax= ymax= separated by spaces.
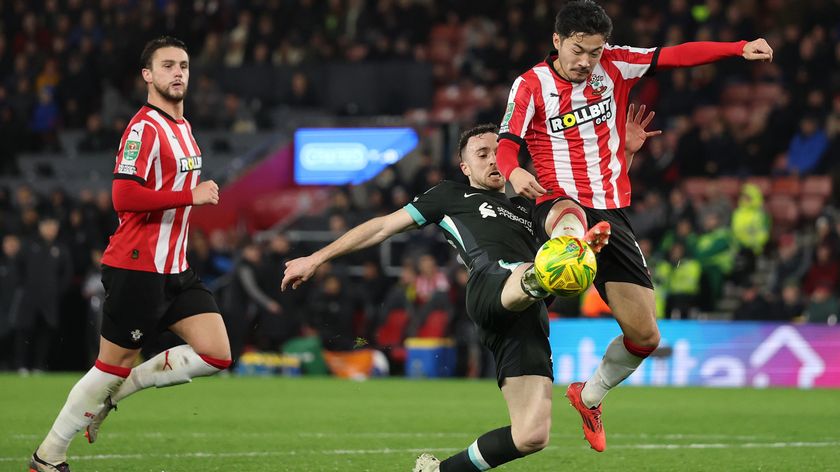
xmin=625 ymin=104 xmax=662 ymax=156
xmin=281 ymin=255 xmax=320 ymax=291
xmin=508 ymin=167 xmax=546 ymax=200
xmin=192 ymin=180 xmax=219 ymax=206
xmin=742 ymin=38 xmax=773 ymax=62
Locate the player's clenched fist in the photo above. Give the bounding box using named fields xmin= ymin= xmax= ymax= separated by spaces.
xmin=742 ymin=38 xmax=773 ymax=62
xmin=192 ymin=180 xmax=219 ymax=205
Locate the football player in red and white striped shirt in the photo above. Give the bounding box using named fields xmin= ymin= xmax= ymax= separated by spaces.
xmin=496 ymin=0 xmax=773 ymax=454
xmin=31 ymin=37 xmax=231 ymax=472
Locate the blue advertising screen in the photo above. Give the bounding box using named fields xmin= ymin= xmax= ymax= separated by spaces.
xmin=293 ymin=128 xmax=419 ymax=185
xmin=549 ymin=319 xmax=840 ymax=388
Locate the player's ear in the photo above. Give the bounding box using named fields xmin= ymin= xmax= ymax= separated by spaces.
xmin=460 ymin=160 xmax=470 ymax=177
xmin=553 ymin=33 xmax=562 ymax=50
xmin=141 ymin=67 xmax=153 ymax=84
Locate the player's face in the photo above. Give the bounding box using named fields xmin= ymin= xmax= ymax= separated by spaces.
xmin=144 ymin=47 xmax=189 ymax=103
xmin=460 ymin=133 xmax=504 ymax=191
xmin=553 ymin=33 xmax=605 ymax=83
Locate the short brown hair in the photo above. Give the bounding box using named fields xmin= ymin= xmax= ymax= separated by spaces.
xmin=140 ymin=36 xmax=188 ymax=69
xmin=458 ymin=123 xmax=498 ymax=160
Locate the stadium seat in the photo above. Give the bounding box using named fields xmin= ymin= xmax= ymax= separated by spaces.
xmin=801 ymin=175 xmax=832 ymax=198
xmin=771 ymin=176 xmax=801 ymax=197
xmin=682 ymin=177 xmax=708 ymax=201
xmin=717 ymin=176 xmax=742 ymax=202
xmin=743 ymin=176 xmax=772 ymax=196
xmin=375 ymin=309 xmax=410 ymax=364
xmin=799 ymin=194 xmax=826 ymax=221
xmin=766 ymin=195 xmax=799 ymax=229
xmin=417 ymin=310 xmax=449 ymax=338
xmin=376 ymin=309 xmax=410 ymax=347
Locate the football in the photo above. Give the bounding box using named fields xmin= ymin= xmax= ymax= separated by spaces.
xmin=533 ymin=236 xmax=597 ymax=297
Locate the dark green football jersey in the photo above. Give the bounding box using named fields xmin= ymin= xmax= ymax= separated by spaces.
xmin=404 ymin=180 xmax=539 ymax=269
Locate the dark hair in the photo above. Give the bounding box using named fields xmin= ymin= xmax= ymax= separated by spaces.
xmin=140 ymin=36 xmax=188 ymax=69
xmin=554 ymin=1 xmax=612 ymax=41
xmin=458 ymin=123 xmax=498 ymax=160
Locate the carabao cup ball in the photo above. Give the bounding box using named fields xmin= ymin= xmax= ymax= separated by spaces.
xmin=533 ymin=236 xmax=597 ymax=297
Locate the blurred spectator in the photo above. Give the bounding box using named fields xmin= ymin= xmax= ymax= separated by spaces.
xmin=801 ymin=244 xmax=839 ymax=296
xmin=770 ymin=282 xmax=806 ymax=322
xmin=77 ymin=113 xmax=117 ymax=152
xmin=81 ymin=248 xmax=104 ymax=366
xmin=656 ymin=241 xmax=702 ymax=319
xmin=733 ymin=285 xmax=773 ymax=321
xmin=285 ymin=71 xmax=318 ymax=108
xmin=694 ymin=213 xmax=734 ymax=309
xmin=805 ymin=283 xmax=839 ymax=325
xmin=767 ymin=233 xmax=812 ymax=294
xmin=353 ymin=260 xmax=390 ymax=339
xmin=0 ymin=234 xmax=22 ymax=370
xmin=786 ymin=115 xmax=829 ymax=174
xmin=308 ymin=274 xmax=355 ymax=351
xmin=731 ymin=183 xmax=770 ymax=286
xmin=659 ymin=217 xmax=697 ymax=260
xmin=234 ymin=241 xmax=281 ymax=351
xmin=14 ymin=216 xmax=72 ymax=374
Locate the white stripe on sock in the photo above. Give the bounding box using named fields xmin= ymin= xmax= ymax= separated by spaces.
xmin=467 ymin=440 xmax=491 ymax=471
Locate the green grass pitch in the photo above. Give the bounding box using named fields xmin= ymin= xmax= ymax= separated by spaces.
xmin=2 ymin=374 xmax=839 ymax=471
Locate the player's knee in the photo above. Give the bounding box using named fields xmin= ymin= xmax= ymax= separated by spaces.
xmin=636 ymin=328 xmax=660 ymax=349
xmin=515 ymin=423 xmax=550 ymax=454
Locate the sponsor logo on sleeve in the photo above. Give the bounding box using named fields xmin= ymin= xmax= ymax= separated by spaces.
xmin=123 ymin=140 xmax=141 ymax=161
xmin=500 ymin=102 xmax=515 ymax=133
xmin=118 ymin=164 xmax=137 ymax=175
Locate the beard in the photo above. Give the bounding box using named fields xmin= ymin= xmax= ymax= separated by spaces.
xmin=154 ymin=81 xmax=186 ymax=103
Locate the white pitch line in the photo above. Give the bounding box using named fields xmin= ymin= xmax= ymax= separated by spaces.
xmin=0 ymin=448 xmax=461 ymax=462
xmin=610 ymin=441 xmax=840 ymax=450
xmin=5 ymin=431 xmax=772 ymax=441
xmin=1 ymin=441 xmax=839 ymax=463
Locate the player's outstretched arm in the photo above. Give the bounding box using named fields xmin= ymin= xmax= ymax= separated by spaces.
xmin=624 ymin=104 xmax=661 ymax=167
xmin=657 ymin=38 xmax=773 ymax=69
xmin=112 ymin=179 xmax=219 ymax=212
xmin=281 ymin=209 xmax=417 ymax=291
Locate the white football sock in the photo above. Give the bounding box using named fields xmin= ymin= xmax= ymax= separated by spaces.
xmin=112 ymin=344 xmax=227 ymax=403
xmin=550 ymin=208 xmax=587 ymax=239
xmin=37 ymin=363 xmax=128 ymax=464
xmin=581 ymin=335 xmax=644 ymax=408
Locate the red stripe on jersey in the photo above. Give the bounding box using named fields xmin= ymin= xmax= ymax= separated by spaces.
xmin=523 ymin=69 xmax=561 ymax=205
xmin=554 ymin=78 xmax=595 ymax=208
xmin=102 ymin=105 xmax=202 ymax=274
xmin=601 ymin=59 xmax=633 ymax=208
xmin=506 ymin=47 xmax=655 ymax=209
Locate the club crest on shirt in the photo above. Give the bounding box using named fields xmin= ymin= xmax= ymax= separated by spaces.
xmin=588 ymin=74 xmax=607 ymax=95
xmin=131 ymin=329 xmax=143 ymax=342
xmin=179 ymin=156 xmax=203 ymax=172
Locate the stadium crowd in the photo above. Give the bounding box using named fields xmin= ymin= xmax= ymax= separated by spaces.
xmin=0 ymin=0 xmax=838 ymax=375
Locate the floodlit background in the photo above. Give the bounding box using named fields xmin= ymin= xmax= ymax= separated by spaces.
xmin=1 ymin=1 xmax=839 ymax=470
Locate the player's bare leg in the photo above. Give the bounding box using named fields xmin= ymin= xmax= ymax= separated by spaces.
xmin=32 ymin=339 xmax=139 ymax=470
xmin=85 ymin=313 xmax=231 ymax=444
xmin=543 ymin=200 xmax=610 ymax=253
xmin=503 ymin=376 xmax=552 ymax=455
xmin=424 ymin=376 xmax=551 ymax=471
xmin=501 ymin=263 xmax=550 ymax=310
xmin=569 ymin=282 xmax=659 ymax=452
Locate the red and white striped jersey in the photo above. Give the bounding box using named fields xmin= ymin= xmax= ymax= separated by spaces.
xmin=500 ymin=45 xmax=658 ymax=209
xmin=102 ymin=103 xmax=203 ymax=274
